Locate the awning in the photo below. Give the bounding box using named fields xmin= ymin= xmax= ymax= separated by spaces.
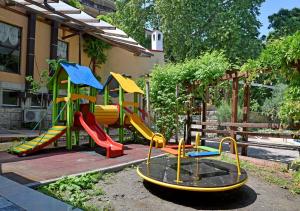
xmin=101 ymin=72 xmax=144 ymax=97
xmin=4 ymin=0 xmax=152 ymax=56
xmin=60 ymin=62 xmax=103 ymax=90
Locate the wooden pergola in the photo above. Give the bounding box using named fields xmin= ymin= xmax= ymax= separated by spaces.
xmin=185 ymin=70 xmax=300 ymax=156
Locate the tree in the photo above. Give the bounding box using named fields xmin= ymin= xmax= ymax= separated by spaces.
xmin=155 ymin=0 xmax=264 ymax=63
xmin=267 ymin=8 xmax=300 ymax=40
xmin=99 ymin=0 xmax=152 ymax=48
xmin=83 ymin=35 xmax=111 ymax=73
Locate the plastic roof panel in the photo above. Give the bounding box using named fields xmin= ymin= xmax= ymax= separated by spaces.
xmin=9 ymin=0 xmax=152 ymax=56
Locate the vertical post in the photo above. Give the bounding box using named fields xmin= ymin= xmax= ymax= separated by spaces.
xmin=78 ymin=33 xmax=82 ymax=65
xmin=104 ymin=85 xmax=109 ymax=134
xmin=52 ymin=75 xmax=58 ymax=126
xmin=74 ymin=85 xmax=80 ymax=146
xmin=231 ymin=73 xmax=239 ymax=153
xmin=66 ymin=77 xmax=73 ymax=150
xmin=119 ymin=86 xmax=124 ymax=143
xmin=133 ymin=93 xmax=138 ymax=114
xmin=175 ymin=84 xmax=179 ymax=143
xmin=25 ymin=13 xmax=36 ymax=91
xmin=145 ymin=79 xmax=151 ymax=125
xmin=242 ymin=81 xmax=250 ymax=156
xmin=89 ymin=87 xmax=96 ymax=147
xmin=201 ymin=88 xmax=208 ymax=145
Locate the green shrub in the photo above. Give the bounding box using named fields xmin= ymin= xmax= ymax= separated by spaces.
xmin=216 ymin=100 xmax=242 ymax=123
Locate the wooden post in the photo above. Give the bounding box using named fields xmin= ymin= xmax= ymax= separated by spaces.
xmin=231 ymin=73 xmax=239 ymax=153
xmin=175 ymin=84 xmax=179 ymax=143
xmin=201 ymin=88 xmax=208 ymax=145
xmin=119 ymin=86 xmax=124 ymax=143
xmin=242 ymin=82 xmax=250 ymax=155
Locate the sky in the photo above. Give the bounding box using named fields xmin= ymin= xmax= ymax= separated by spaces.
xmin=258 ymin=0 xmax=300 ymax=36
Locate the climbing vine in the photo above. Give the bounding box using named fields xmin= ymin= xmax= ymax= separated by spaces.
xmin=150 ymin=51 xmax=230 ymax=139
xmin=242 ymin=31 xmax=300 ymax=124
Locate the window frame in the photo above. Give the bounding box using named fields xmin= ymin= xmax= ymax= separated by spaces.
xmin=2 ymin=89 xmax=21 ymax=107
xmin=0 ymin=20 xmax=22 ymax=75
xmin=57 ymin=39 xmax=69 ymax=60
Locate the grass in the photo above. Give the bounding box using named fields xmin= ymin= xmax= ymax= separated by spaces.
xmin=219 ymin=154 xmax=300 ymax=194
xmin=37 ymin=172 xmax=113 ymax=210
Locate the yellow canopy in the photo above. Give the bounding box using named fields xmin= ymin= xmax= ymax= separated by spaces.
xmin=110 ymin=72 xmax=144 ymax=95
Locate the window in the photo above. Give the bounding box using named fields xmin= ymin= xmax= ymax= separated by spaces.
xmin=152 ymin=34 xmax=155 ymax=41
xmin=30 ymin=94 xmax=47 ymax=108
xmin=2 ymin=90 xmax=20 ymax=106
xmin=0 ymin=21 xmax=21 ymax=74
xmin=57 ymin=40 xmax=68 ymax=60
xmin=158 ymin=33 xmax=161 ymax=41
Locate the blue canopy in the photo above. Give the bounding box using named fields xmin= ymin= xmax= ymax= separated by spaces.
xmin=60 ymin=62 xmax=103 ymax=90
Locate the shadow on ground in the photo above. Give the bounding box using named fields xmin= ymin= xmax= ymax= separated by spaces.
xmin=144 ymin=181 xmax=257 ymax=210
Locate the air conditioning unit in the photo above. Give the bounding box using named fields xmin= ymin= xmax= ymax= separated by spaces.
xmin=24 ymin=109 xmax=45 ymax=123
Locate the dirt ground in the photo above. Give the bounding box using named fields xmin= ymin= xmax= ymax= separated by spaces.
xmin=89 ymin=167 xmax=300 ymax=211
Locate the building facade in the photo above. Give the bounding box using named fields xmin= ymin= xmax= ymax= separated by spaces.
xmin=0 ymin=0 xmax=164 ymax=129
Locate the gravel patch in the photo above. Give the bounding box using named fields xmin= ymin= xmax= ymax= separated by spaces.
xmin=86 ymin=167 xmax=300 ymax=211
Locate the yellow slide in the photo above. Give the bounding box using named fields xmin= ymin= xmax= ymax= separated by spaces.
xmin=126 ymin=113 xmax=165 ymax=147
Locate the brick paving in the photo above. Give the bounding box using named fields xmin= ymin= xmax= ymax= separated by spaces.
xmin=0 ymin=144 xmax=163 ymax=184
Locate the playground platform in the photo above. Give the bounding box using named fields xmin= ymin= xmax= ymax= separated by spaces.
xmin=0 ymin=144 xmax=163 ymax=185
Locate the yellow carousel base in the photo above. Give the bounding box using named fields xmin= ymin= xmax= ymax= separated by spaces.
xmin=137 ymin=157 xmax=247 ymax=192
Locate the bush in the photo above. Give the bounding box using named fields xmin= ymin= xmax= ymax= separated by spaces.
xmin=216 ymin=100 xmax=242 ymax=123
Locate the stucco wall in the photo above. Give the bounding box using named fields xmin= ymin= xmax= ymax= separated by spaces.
xmin=100 ymin=47 xmax=164 ymax=82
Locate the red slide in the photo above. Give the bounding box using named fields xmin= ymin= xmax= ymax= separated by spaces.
xmin=74 ymin=112 xmax=124 ymax=158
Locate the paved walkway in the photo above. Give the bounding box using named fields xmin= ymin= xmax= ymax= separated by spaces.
xmin=0 ymin=175 xmax=81 ymax=211
xmin=0 ymin=144 xmax=163 ymax=185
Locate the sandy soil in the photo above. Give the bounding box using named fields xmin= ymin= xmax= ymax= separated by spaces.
xmin=88 ymin=167 xmax=300 ymax=211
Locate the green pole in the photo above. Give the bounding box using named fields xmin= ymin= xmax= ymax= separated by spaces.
xmin=104 ymin=85 xmax=109 ymax=134
xmin=119 ymin=85 xmax=124 ymax=143
xmin=133 ymin=93 xmax=138 ymax=114
xmin=89 ymin=87 xmax=96 ymax=148
xmin=66 ymin=77 xmax=73 ymax=150
xmin=133 ymin=92 xmax=138 ymax=141
xmin=52 ymin=75 xmax=58 ymax=126
xmin=52 ymin=75 xmax=59 ymax=147
xmin=75 ymin=85 xmax=80 ymax=146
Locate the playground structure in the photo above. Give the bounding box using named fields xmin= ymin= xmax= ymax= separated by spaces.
xmin=137 ymin=132 xmax=247 ymax=192
xmin=94 ymin=72 xmax=165 ymax=147
xmin=11 ymin=62 xmax=164 ymax=157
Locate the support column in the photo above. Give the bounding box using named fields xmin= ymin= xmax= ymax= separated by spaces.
xmin=242 ymin=82 xmax=250 ymax=155
xmin=104 ymin=86 xmax=109 ymax=134
xmin=52 ymin=75 xmax=58 ymax=126
xmin=25 ymin=13 xmax=36 ymax=91
xmin=119 ymin=86 xmax=124 ymax=143
xmin=66 ymin=77 xmax=73 ymax=150
xmin=201 ymin=88 xmax=208 ymax=145
xmin=231 ymin=73 xmax=239 ymax=153
xmin=50 ymin=21 xmax=58 ymax=59
xmin=145 ymin=79 xmax=151 ymax=126
xmin=74 ymin=85 xmax=80 ymax=146
xmin=89 ymin=87 xmax=96 ymax=147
